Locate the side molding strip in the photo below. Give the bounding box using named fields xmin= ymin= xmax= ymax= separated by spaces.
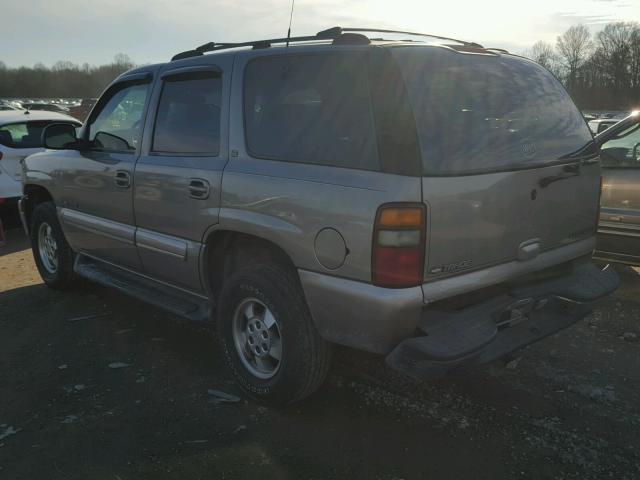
xmin=59 ymin=208 xmax=135 ymax=245
xmin=136 ymin=228 xmax=188 ymax=260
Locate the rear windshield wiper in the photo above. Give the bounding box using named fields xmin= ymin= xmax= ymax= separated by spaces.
xmin=539 ymin=163 xmax=580 ymax=188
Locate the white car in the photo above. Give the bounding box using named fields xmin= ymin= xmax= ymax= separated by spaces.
xmin=0 ymin=110 xmax=80 ymax=209
xmin=588 ymin=118 xmax=620 ymax=135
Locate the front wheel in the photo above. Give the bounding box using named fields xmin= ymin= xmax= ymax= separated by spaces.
xmin=217 ymin=263 xmax=332 ymax=405
xmin=30 ymin=202 xmax=77 ymax=289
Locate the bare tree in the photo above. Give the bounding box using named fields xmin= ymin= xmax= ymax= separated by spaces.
xmin=524 ymin=40 xmax=562 ymax=77
xmin=631 ymin=26 xmax=640 ymax=88
xmin=113 ymin=53 xmax=134 ymax=70
xmin=596 ymin=22 xmax=636 ymax=89
xmin=556 ymin=24 xmax=592 ymax=89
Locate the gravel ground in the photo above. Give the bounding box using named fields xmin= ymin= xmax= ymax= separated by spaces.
xmin=1 ymin=226 xmax=640 ymax=479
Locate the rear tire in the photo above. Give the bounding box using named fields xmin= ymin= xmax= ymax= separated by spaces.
xmin=217 ymin=263 xmax=332 ymax=405
xmin=30 ymin=202 xmax=77 ymax=289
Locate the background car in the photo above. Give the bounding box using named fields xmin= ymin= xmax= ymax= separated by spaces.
xmin=68 ymin=98 xmax=97 ymax=121
xmin=0 ymin=110 xmax=80 ymax=215
xmin=21 ymin=102 xmax=70 ymax=113
xmin=594 ymin=112 xmax=640 ymax=265
xmin=589 ymin=118 xmax=620 ymax=134
xmin=0 ymin=101 xmax=23 ymax=111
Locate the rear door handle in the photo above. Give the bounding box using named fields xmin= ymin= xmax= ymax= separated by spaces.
xmin=188 ymin=178 xmax=210 ymax=199
xmin=115 ymin=170 xmax=131 ymax=188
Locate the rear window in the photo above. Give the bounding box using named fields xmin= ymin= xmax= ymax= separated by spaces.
xmin=244 ymin=53 xmax=379 ymax=171
xmin=0 ymin=121 xmax=65 ymax=149
xmin=392 ymin=47 xmax=594 ymax=175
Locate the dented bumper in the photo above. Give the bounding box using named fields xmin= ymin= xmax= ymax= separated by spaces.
xmin=386 ymin=262 xmax=619 ymax=379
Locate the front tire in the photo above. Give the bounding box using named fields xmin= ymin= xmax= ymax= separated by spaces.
xmin=217 ymin=263 xmax=332 ymax=405
xmin=30 ymin=202 xmax=77 ymax=289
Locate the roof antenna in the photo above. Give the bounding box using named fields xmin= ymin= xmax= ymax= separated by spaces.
xmin=286 ymin=0 xmax=296 ymax=47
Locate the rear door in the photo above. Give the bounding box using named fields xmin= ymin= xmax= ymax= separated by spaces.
xmin=596 ymin=117 xmax=640 ymax=262
xmin=133 ymin=58 xmax=231 ymax=293
xmin=392 ymin=47 xmax=599 ymax=279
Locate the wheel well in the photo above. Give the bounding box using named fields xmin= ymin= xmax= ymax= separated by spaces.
xmin=205 ymin=231 xmax=297 ymax=301
xmin=23 ymin=185 xmax=53 ymax=232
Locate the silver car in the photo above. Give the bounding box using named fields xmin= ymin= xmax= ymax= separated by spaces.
xmin=595 ymin=112 xmax=640 ymax=265
xmin=19 ymin=27 xmax=624 ymax=404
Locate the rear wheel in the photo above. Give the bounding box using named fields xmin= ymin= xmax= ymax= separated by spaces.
xmin=30 ymin=202 xmax=77 ymax=289
xmin=217 ymin=263 xmax=332 ymax=405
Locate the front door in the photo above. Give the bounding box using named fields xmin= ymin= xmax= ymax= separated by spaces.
xmin=57 ymin=73 xmax=153 ymax=270
xmin=597 ymin=118 xmax=640 ymax=263
xmin=133 ymin=60 xmax=230 ymax=292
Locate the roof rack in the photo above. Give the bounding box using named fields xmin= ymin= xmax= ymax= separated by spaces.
xmin=171 ymin=26 xmax=482 ymax=61
xmin=337 ymin=27 xmax=482 ymax=48
xmin=485 ymin=47 xmax=510 ymax=54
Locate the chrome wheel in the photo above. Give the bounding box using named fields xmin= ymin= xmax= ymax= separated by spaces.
xmin=38 ymin=222 xmax=58 ymax=274
xmin=232 ymin=298 xmax=282 ymax=379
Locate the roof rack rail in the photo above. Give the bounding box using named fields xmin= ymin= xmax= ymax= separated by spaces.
xmin=485 ymin=47 xmax=509 ymax=54
xmin=171 ymin=26 xmax=481 ymax=61
xmin=171 ymin=34 xmax=331 ymax=61
xmin=338 ymin=27 xmax=482 ymax=48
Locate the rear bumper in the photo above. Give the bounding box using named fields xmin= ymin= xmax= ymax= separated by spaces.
xmin=386 ymin=262 xmax=619 ymax=379
xmin=300 ymin=236 xmax=597 ymax=354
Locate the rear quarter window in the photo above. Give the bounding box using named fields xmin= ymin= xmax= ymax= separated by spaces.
xmin=243 ymin=52 xmax=380 ymax=171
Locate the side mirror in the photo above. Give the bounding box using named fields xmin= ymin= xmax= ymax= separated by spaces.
xmin=42 ymin=123 xmax=79 ymax=150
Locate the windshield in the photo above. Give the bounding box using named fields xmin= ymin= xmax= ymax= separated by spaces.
xmin=392 ymin=47 xmax=594 ymax=175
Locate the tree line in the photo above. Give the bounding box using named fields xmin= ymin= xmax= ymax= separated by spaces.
xmin=0 ymin=54 xmax=135 ymax=99
xmin=1 ymin=24 xmax=639 ymax=110
xmin=525 ymin=22 xmax=640 ymax=111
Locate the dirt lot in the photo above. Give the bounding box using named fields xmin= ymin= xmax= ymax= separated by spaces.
xmin=1 ymin=225 xmax=640 ymax=480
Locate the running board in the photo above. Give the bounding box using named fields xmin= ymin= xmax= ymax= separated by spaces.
xmin=74 ymin=255 xmax=213 ymax=322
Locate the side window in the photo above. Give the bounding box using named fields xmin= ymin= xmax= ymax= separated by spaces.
xmin=88 ymin=83 xmax=149 ymax=152
xmin=152 ymin=71 xmax=221 ymax=155
xmin=601 ymin=124 xmax=640 ymax=168
xmin=0 ymin=121 xmax=67 ymax=148
xmin=244 ymin=53 xmax=379 ymax=171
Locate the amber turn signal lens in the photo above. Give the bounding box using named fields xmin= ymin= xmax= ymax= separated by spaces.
xmin=378 ymin=207 xmax=424 ymax=228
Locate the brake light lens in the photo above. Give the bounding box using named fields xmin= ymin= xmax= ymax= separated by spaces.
xmin=372 ymin=204 xmax=426 ymax=288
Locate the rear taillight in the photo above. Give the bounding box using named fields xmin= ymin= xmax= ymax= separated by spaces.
xmin=0 ymin=151 xmax=3 ymax=161
xmin=372 ymin=204 xmax=426 ymax=288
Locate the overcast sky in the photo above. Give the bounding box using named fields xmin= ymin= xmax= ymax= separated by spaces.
xmin=3 ymin=0 xmax=639 ymax=67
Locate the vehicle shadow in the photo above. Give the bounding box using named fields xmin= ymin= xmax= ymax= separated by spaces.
xmin=0 ymin=226 xmax=29 ymax=256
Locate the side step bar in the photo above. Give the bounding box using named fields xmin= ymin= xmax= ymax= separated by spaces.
xmin=74 ymin=255 xmax=213 ymax=322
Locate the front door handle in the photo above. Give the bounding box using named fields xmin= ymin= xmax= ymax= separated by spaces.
xmin=188 ymin=178 xmax=210 ymax=199
xmin=115 ymin=170 xmax=131 ymax=188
